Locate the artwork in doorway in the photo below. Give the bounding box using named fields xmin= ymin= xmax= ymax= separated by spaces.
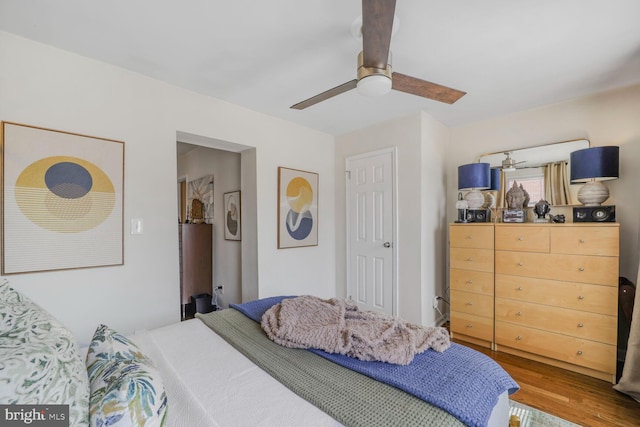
xmin=223 ymin=190 xmax=241 ymax=241
xmin=277 ymin=167 xmax=318 ymax=249
xmin=187 ymin=174 xmax=214 ymax=223
xmin=1 ymin=121 xmax=124 ymax=274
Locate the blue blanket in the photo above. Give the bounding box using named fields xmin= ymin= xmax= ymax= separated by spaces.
xmin=231 ymin=296 xmax=519 ymax=427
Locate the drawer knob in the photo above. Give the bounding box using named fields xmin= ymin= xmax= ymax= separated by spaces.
xmin=579 ymin=239 xmax=585 ymax=243
xmin=466 ymin=280 xmax=473 ymax=284
xmin=466 ymin=301 xmax=473 ymax=305
xmin=517 ymin=287 xmax=523 ymax=291
xmin=578 ymin=267 xmax=585 ymax=272
xmin=517 ymin=311 xmax=523 ymax=316
xmin=466 ymin=323 xmax=473 ymax=328
xmin=518 ymin=262 xmax=524 ymax=266
xmin=518 ymin=236 xmax=524 ymax=241
xmin=577 ymin=350 xmax=583 ymax=356
xmin=467 ymin=257 xmax=473 ymax=262
xmin=578 ymin=295 xmax=585 ymax=300
xmin=516 ymin=336 xmax=522 ymax=341
xmin=467 ymin=235 xmax=473 ymax=239
xmin=578 ymin=323 xmax=584 ymax=328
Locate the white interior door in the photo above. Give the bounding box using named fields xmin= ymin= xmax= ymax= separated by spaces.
xmin=346 ymin=148 xmax=396 ymax=315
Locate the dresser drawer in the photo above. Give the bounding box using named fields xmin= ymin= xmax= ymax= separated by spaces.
xmin=550 ymin=226 xmax=619 ymax=257
xmin=450 ymin=290 xmax=494 ymax=318
xmin=495 ymin=298 xmax=617 ymax=344
xmin=450 ymin=248 xmax=494 ymax=272
xmin=495 ymin=274 xmax=618 ymax=315
xmin=495 ymin=321 xmax=616 ymax=374
xmin=495 ymin=225 xmax=549 ymax=252
xmin=449 ymin=224 xmax=494 ymax=249
xmin=450 ymin=269 xmax=494 ymax=295
xmin=496 ymin=251 xmax=618 ymax=286
xmin=451 ymin=311 xmax=494 ymax=342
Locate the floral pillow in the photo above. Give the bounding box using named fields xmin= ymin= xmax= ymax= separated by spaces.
xmin=0 ymin=278 xmax=90 ymax=427
xmin=86 ymin=324 xmax=167 ymax=427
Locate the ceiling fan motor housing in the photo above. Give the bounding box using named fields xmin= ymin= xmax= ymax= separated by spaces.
xmin=356 ymin=51 xmax=392 ymax=96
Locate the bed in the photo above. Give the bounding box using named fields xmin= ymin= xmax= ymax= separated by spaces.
xmin=133 ymin=296 xmax=518 ymax=427
xmin=0 ymin=280 xmax=518 ymax=427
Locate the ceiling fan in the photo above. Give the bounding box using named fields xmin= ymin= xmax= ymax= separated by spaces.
xmin=290 ymin=0 xmax=466 ymax=110
xmin=502 ymin=152 xmax=526 ymax=171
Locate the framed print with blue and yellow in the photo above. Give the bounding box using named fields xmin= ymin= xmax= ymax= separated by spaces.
xmin=1 ymin=122 xmax=124 ymax=274
xmin=277 ymin=166 xmax=318 ymax=249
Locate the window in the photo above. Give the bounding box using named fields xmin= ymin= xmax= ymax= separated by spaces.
xmin=506 ymin=167 xmax=544 ymax=207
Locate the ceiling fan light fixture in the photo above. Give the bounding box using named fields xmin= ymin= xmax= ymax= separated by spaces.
xmin=357 ymin=74 xmax=392 ymax=97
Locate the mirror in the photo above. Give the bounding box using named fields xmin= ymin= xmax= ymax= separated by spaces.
xmin=479 ymin=139 xmax=589 ymax=169
xmin=479 ymin=139 xmax=590 ymax=206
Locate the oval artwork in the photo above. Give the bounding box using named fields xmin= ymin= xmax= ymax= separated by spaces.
xmin=15 ymin=156 xmax=116 ymax=233
xmin=285 ymin=177 xmax=313 ymax=240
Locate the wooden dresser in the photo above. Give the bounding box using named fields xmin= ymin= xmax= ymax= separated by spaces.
xmin=494 ymin=223 xmax=619 ymax=382
xmin=449 ymin=222 xmax=619 ymax=382
xmin=449 ymin=223 xmax=495 ymax=349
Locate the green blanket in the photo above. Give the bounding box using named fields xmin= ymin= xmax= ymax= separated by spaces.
xmin=197 ymin=308 xmax=464 ymax=427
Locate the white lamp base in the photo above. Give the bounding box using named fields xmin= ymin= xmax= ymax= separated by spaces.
xmin=464 ymin=189 xmax=485 ymax=209
xmin=577 ymin=181 xmax=609 ymax=206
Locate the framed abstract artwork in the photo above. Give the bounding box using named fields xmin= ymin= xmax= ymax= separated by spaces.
xmin=1 ymin=122 xmax=124 ymax=274
xmin=277 ymin=167 xmax=318 ymax=249
xmin=223 ymin=190 xmax=241 ymax=241
xmin=187 ymin=174 xmax=214 ymax=223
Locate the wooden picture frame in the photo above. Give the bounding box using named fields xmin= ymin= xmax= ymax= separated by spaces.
xmin=277 ymin=167 xmax=318 ymax=249
xmin=223 ymin=190 xmax=241 ymax=241
xmin=1 ymin=121 xmax=124 ymax=274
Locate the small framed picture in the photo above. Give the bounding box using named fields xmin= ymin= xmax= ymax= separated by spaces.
xmin=223 ymin=191 xmax=241 ymax=241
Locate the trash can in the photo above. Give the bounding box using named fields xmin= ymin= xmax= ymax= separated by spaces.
xmin=192 ymin=293 xmax=214 ymax=314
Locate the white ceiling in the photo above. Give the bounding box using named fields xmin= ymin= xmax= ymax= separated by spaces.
xmin=2 ymin=0 xmax=640 ymax=136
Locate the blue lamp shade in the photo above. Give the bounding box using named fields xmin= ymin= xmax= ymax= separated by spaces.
xmin=489 ymin=167 xmax=501 ymax=191
xmin=458 ymin=163 xmax=490 ymax=190
xmin=570 ymin=146 xmax=619 ymax=183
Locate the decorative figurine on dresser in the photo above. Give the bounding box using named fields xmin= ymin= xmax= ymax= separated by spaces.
xmin=533 ymin=199 xmax=550 ymax=223
xmin=503 ymin=181 xmax=526 ymax=223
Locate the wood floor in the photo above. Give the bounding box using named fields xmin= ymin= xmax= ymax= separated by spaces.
xmin=455 ymin=339 xmax=640 ymax=426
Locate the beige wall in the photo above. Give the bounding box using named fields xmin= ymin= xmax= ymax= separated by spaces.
xmin=448 ymin=84 xmax=640 ymax=280
xmin=0 ymin=31 xmax=336 ymax=346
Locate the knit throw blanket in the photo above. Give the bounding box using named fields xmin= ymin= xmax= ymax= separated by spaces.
xmin=261 ymin=295 xmax=450 ymax=365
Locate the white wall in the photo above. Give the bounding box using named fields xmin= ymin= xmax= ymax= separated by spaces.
xmin=335 ymin=112 xmax=449 ymax=326
xmin=177 ymin=146 xmax=241 ymax=308
xmin=448 ymin=84 xmax=640 ymax=281
xmin=0 ymin=31 xmax=336 ymax=346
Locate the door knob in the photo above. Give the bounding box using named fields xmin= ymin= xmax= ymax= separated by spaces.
xmin=383 ymin=242 xmax=391 ymax=248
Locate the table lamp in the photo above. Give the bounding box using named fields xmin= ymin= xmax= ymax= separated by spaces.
xmin=458 ymin=163 xmax=491 ymax=208
xmin=570 ymin=146 xmax=619 ymax=206
xmin=483 ymin=167 xmax=501 ymax=208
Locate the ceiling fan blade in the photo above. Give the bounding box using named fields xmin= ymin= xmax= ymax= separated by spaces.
xmin=290 ymin=79 xmax=358 ymax=110
xmin=392 ymin=72 xmax=466 ymax=104
xmin=361 ymin=0 xmax=396 ymax=69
